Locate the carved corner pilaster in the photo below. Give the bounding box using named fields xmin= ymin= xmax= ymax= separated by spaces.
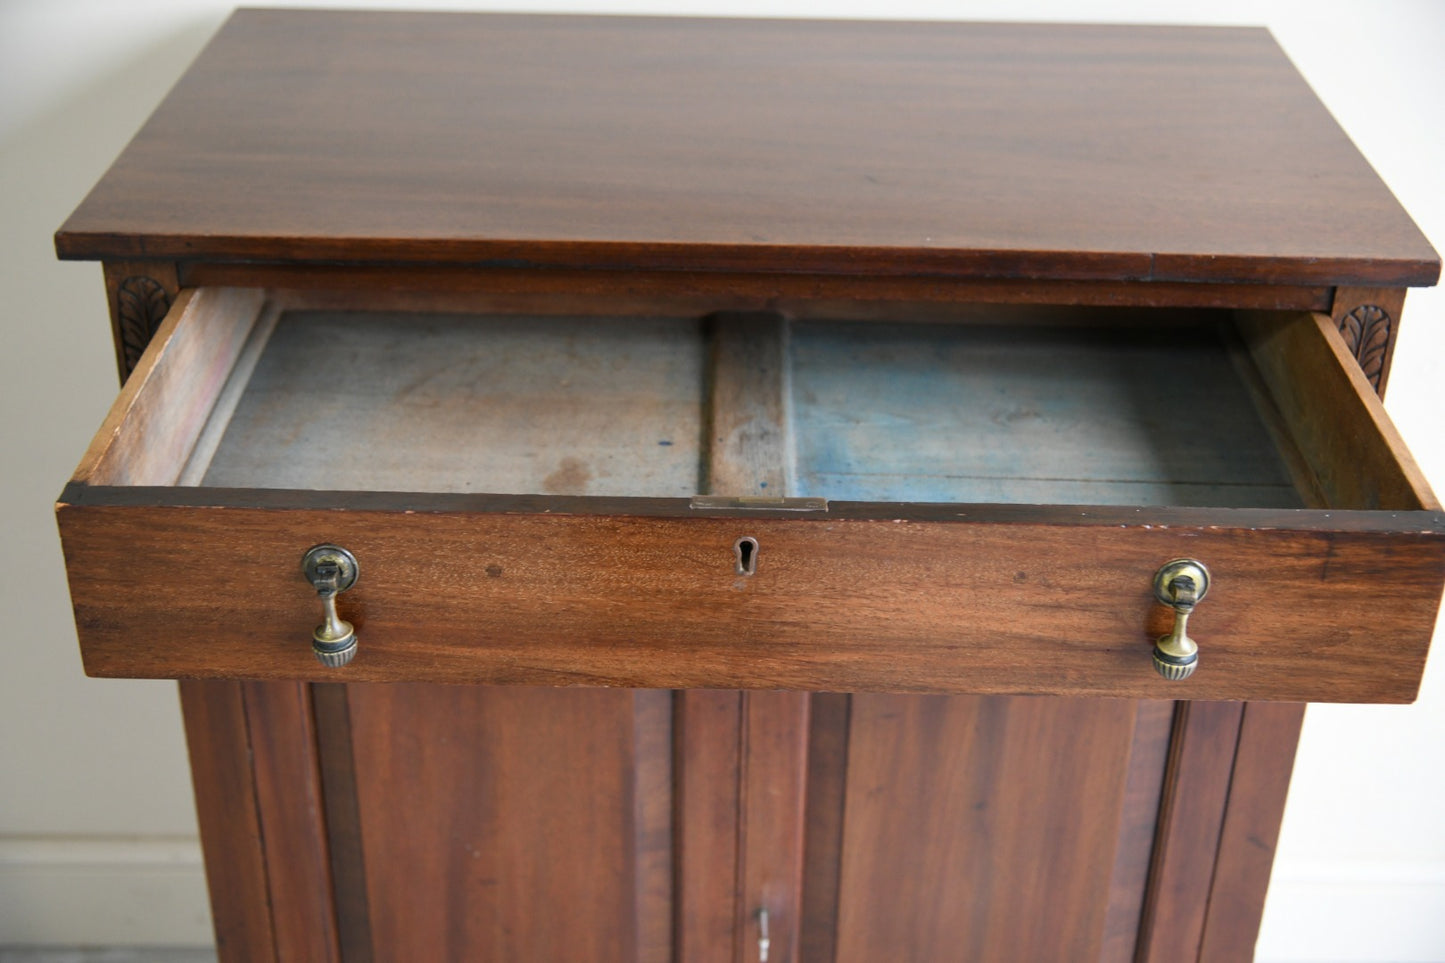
xmin=1330 ymin=286 xmax=1406 ymax=398
xmin=102 ymin=261 xmax=180 ymax=383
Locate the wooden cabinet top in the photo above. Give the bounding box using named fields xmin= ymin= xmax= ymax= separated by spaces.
xmin=57 ymin=10 xmax=1437 ymax=287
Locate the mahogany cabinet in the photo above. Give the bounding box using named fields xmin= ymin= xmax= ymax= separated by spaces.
xmin=54 ymin=11 xmax=1442 ymax=961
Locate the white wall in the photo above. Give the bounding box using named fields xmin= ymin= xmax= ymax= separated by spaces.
xmin=2 ymin=0 xmax=1441 ymax=955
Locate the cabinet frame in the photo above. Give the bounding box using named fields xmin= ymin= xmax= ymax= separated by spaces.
xmin=79 ymin=262 xmax=1410 ymax=961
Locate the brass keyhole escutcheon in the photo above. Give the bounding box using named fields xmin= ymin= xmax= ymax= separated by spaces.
xmin=735 ymin=536 xmax=759 ymax=576
xmin=302 ymin=544 xmax=359 ymax=667
xmin=1152 ymin=559 xmax=1210 ymax=681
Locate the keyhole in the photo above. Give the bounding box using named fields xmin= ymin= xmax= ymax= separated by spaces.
xmin=734 ymin=536 xmax=759 ymax=576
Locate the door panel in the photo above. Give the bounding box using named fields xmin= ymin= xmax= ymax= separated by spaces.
xmin=814 ymin=694 xmax=1169 ymax=962
xmin=189 ymin=683 xmax=1226 ymax=962
xmin=342 ymin=685 xmax=672 ymax=962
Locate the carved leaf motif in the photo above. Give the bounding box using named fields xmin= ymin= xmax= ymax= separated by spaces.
xmin=1337 ymin=304 xmax=1391 ymax=392
xmin=118 ymin=276 xmax=173 ymax=375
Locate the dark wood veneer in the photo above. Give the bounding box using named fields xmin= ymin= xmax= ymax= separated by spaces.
xmin=58 ymin=12 xmax=1438 ymax=287
xmin=1197 ymin=702 xmax=1307 ymax=961
xmin=57 ymin=500 xmax=1445 ymax=701
xmin=176 ymin=681 xmax=279 ymax=961
xmin=1136 ymin=702 xmax=1247 ymax=960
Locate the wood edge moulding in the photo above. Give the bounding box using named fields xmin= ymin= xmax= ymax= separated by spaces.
xmin=60 ymin=232 xmax=1444 ymax=288
xmin=97 ymin=261 xmax=1349 ymax=379
xmin=176 ymin=260 xmax=1338 ymax=315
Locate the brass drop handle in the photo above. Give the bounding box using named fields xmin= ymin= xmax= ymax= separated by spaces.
xmin=1152 ymin=559 xmax=1210 ymax=681
xmin=302 ymin=544 xmax=359 ymax=667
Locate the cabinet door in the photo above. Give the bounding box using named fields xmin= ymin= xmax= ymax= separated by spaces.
xmin=321 ymin=685 xmax=673 ymax=962
xmin=186 ymin=682 xmax=1298 ymax=962
xmin=197 ymin=683 xmax=807 ymax=963
xmin=799 ymin=694 xmax=1174 ymax=963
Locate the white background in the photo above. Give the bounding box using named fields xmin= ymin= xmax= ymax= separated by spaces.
xmin=1 ymin=1 xmax=1441 ymax=957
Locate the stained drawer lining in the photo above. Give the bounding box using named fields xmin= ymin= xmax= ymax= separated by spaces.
xmin=77 ymin=287 xmax=1435 ymax=515
xmin=186 ymin=301 xmax=1303 ymax=509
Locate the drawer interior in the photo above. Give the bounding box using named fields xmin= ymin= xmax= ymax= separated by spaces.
xmin=196 ymin=311 xmax=708 ymax=497
xmin=184 ymin=303 xmax=1310 ymax=509
xmin=75 ymin=287 xmax=1433 ymax=517
xmin=60 ymin=288 xmax=1444 ymax=699
xmin=789 ymin=321 xmax=1298 ymax=506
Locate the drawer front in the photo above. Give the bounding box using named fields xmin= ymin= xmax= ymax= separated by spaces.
xmin=57 ymin=495 xmax=1444 ymax=701
xmin=56 ymin=288 xmax=1445 ymax=702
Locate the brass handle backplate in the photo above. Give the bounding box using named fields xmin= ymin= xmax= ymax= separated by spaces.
xmin=302 ymin=544 xmax=359 ymax=667
xmin=1152 ymin=559 xmax=1210 ymax=681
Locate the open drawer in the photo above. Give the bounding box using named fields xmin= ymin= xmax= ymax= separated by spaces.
xmin=57 ymin=287 xmax=1445 ymax=701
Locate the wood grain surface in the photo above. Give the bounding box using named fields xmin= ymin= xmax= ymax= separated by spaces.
xmin=177 ymin=681 xmax=280 ymax=962
xmin=829 ymin=695 xmax=1140 ymax=960
xmin=1239 ymin=310 xmax=1438 ymax=511
xmin=240 ymin=682 xmax=341 ymax=963
xmin=198 ymin=309 xmax=706 ymax=498
xmin=735 ymin=692 xmax=808 ymax=963
xmin=1098 ymin=700 xmax=1176 ymax=962
xmin=1196 ymin=702 xmax=1307 ymax=962
xmin=796 ymin=696 xmax=1177 ymax=962
xmin=789 ymin=319 xmax=1301 ymax=507
xmin=310 ymin=684 xmax=375 ymax=962
xmin=705 ymin=311 xmax=792 ymax=497
xmin=179 ymin=680 xmax=343 ymax=962
xmin=1135 ymin=702 xmax=1246 ymax=961
xmin=798 ymin=693 xmax=850 ymax=963
xmin=58 ymin=11 xmax=1438 ymax=286
xmin=196 ymin=309 xmax=1308 ymax=508
xmin=341 ymin=685 xmax=672 ymax=961
xmin=674 ymin=691 xmax=743 ymax=963
xmin=77 ymin=287 xmax=265 ymax=486
xmin=57 ymin=498 xmax=1445 ymax=702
